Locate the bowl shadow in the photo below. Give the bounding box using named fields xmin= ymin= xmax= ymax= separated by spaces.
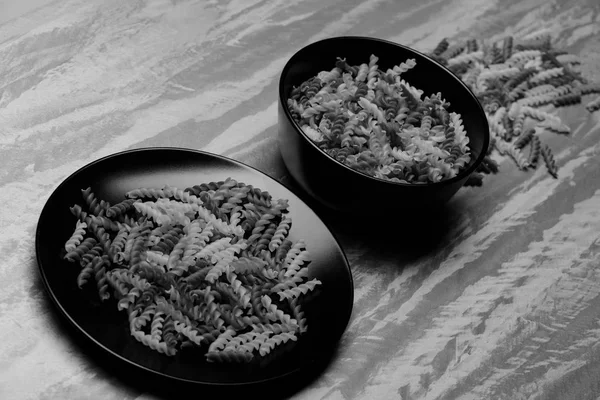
xmin=278 ymin=171 xmax=462 ymax=264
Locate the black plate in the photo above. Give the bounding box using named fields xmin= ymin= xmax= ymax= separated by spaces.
xmin=35 ymin=147 xmax=353 ymax=388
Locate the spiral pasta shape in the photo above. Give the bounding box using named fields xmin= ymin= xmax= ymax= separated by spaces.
xmin=540 ymin=144 xmax=558 ymax=178
xmin=266 ymin=217 xmax=291 ymax=253
xmin=261 ymin=296 xmax=297 ymax=326
xmin=258 ymin=332 xmax=297 ymax=357
xmin=289 ymin=299 xmax=308 ymax=333
xmin=432 ymin=38 xmax=449 ymax=56
xmin=424 ymin=35 xmax=600 ymax=181
xmin=506 ymin=145 xmax=530 ymax=170
xmin=63 ymin=220 xmax=87 ymax=254
xmin=553 ymin=92 xmax=581 ymax=107
xmin=62 ymin=181 xmax=321 ymax=362
xmin=64 ymin=237 xmax=97 ymax=263
xmin=106 ymin=199 xmax=138 ymax=218
xmin=276 ymin=279 xmax=322 ymax=301
xmin=131 ymin=330 xmax=176 ymax=356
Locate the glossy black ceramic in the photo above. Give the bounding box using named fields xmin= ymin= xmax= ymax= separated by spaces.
xmin=278 ymin=36 xmax=490 ymax=212
xmin=35 ymin=148 xmax=353 ymax=388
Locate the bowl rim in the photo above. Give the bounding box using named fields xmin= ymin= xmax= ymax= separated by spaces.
xmin=278 ymin=35 xmax=490 ymax=188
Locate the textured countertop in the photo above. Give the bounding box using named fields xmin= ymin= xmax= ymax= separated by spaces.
xmin=2 ymin=0 xmax=600 ymax=399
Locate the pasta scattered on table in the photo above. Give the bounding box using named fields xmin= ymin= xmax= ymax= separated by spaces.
xmin=287 ymin=55 xmax=472 ymax=184
xmin=62 ymin=179 xmax=321 ymax=363
xmin=427 ymin=34 xmax=600 ymax=185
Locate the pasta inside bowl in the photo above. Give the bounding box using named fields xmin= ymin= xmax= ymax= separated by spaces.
xmin=278 ymin=36 xmax=489 ymax=212
xmin=287 ymin=54 xmax=472 ymax=185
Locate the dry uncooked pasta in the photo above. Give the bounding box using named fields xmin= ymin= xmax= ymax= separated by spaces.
xmin=428 ymin=34 xmax=600 ymax=184
xmin=62 ymin=179 xmax=321 ymax=363
xmin=287 ymin=55 xmax=472 ymax=184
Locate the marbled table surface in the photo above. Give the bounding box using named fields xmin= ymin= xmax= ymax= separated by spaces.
xmin=2 ymin=0 xmax=600 ymax=399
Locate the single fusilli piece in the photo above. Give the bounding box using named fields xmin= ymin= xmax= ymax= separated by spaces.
xmin=64 ymin=220 xmax=87 ymax=253
xmin=540 ymin=144 xmax=558 ymax=178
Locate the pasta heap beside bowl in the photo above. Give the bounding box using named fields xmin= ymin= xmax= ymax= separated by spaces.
xmin=287 ymin=54 xmax=472 ymax=184
xmin=61 ymin=178 xmax=321 ymax=364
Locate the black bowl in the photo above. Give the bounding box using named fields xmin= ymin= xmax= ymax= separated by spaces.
xmin=277 ymin=36 xmax=489 ymax=213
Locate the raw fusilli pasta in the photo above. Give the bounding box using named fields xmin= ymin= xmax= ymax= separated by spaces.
xmin=426 ymin=35 xmax=600 ymax=183
xmin=62 ymin=181 xmax=322 ymax=363
xmin=287 ymin=55 xmax=472 ymax=184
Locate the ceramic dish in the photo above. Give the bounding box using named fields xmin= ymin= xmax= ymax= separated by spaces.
xmin=35 ymin=147 xmax=353 ymax=387
xmin=278 ymin=36 xmax=490 ymax=212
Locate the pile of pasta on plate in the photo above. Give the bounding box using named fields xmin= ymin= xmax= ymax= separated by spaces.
xmin=62 ymin=178 xmax=322 ymax=363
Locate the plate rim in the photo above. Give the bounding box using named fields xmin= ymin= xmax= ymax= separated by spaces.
xmin=35 ymin=146 xmax=354 ymax=386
